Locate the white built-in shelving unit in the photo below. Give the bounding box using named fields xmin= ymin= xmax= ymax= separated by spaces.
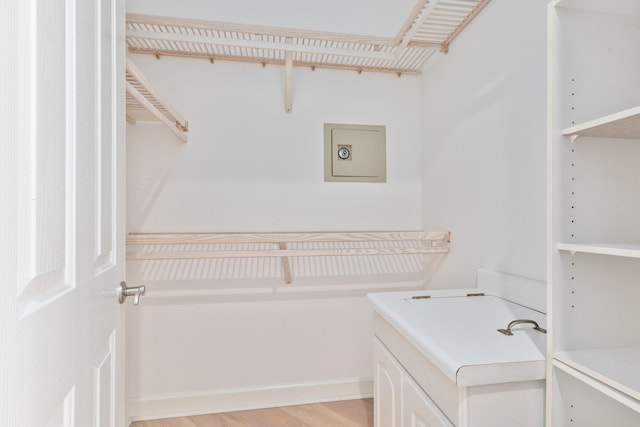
xmin=547 ymin=0 xmax=640 ymax=425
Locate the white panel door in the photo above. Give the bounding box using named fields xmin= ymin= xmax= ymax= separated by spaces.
xmin=1 ymin=0 xmax=126 ymax=426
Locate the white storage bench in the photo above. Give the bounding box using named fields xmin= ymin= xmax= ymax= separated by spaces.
xmin=368 ymin=271 xmax=546 ymax=427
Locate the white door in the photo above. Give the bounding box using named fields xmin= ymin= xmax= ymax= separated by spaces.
xmin=1 ymin=0 xmax=126 ymax=426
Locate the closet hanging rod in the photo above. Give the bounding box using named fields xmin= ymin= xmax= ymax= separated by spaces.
xmin=127 ymin=246 xmax=449 ymax=261
xmin=127 ymin=231 xmax=450 ymax=245
xmin=126 ymin=231 xmax=451 ymax=261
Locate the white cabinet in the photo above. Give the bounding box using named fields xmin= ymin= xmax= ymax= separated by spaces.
xmin=374 ymin=338 xmax=453 ymax=427
xmin=402 ymin=375 xmax=452 ymax=427
xmin=547 ymin=0 xmax=640 ymax=425
xmin=369 ymin=288 xmax=546 ymax=427
xmin=374 ymin=338 xmax=403 ymax=427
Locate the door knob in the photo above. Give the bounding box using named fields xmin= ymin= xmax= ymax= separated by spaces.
xmin=117 ymin=281 xmax=146 ymax=305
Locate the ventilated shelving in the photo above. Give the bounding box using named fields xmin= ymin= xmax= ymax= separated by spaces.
xmin=547 ymin=0 xmax=640 ymax=425
xmin=125 ymin=0 xmax=491 ymax=75
xmin=125 ymin=0 xmax=491 ymax=113
xmin=126 ymin=231 xmax=450 ymax=285
xmin=125 ymin=58 xmax=189 ymax=142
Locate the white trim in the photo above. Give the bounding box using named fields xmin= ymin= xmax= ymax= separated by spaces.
xmin=127 ymin=377 xmax=373 ymax=423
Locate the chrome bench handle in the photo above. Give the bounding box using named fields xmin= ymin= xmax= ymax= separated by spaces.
xmin=498 ymin=319 xmax=546 ymax=336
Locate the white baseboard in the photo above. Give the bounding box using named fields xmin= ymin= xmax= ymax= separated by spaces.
xmin=127 ymin=377 xmax=373 ymax=423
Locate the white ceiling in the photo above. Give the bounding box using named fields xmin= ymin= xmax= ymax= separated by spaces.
xmin=126 ymin=0 xmax=418 ymax=38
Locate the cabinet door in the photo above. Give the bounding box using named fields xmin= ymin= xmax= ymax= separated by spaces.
xmin=403 ymin=375 xmax=454 ymax=427
xmin=374 ymin=337 xmax=403 ymax=427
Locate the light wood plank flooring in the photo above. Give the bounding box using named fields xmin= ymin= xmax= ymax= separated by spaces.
xmin=131 ymin=398 xmax=373 ymax=427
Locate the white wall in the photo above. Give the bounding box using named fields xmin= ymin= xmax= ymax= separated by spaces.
xmin=420 ymin=0 xmax=547 ymax=287
xmin=126 ymin=296 xmax=376 ymax=419
xmin=125 ymin=0 xmax=550 ymax=421
xmin=125 ymin=21 xmax=424 ymax=420
xmin=127 ymin=56 xmax=422 ymax=232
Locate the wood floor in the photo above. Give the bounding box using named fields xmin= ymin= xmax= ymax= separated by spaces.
xmin=131 ymin=398 xmax=373 ymax=427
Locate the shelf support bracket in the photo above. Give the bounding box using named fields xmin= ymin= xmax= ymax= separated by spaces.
xmin=285 ymin=38 xmax=293 ymax=114
xmin=278 ymin=243 xmax=293 ymax=285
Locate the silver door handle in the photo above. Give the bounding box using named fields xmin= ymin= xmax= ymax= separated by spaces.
xmin=117 ymin=281 xmax=146 ymax=305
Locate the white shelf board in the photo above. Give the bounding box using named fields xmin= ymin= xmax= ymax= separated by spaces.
xmin=554 ymin=347 xmax=640 ymax=403
xmin=553 ymin=0 xmax=640 ymax=17
xmin=557 ymin=243 xmax=640 ymax=258
xmin=552 ymin=358 xmax=640 ymax=414
xmin=562 ymin=106 xmax=640 ymax=140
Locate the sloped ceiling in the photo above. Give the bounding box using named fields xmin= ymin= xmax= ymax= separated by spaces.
xmin=126 ymin=0 xmax=418 ymax=38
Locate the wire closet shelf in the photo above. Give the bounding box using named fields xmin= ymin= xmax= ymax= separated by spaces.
xmin=127 ymin=231 xmax=451 ymax=284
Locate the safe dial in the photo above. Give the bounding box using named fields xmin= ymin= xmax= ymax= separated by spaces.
xmin=337 ymin=146 xmax=351 ymax=160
